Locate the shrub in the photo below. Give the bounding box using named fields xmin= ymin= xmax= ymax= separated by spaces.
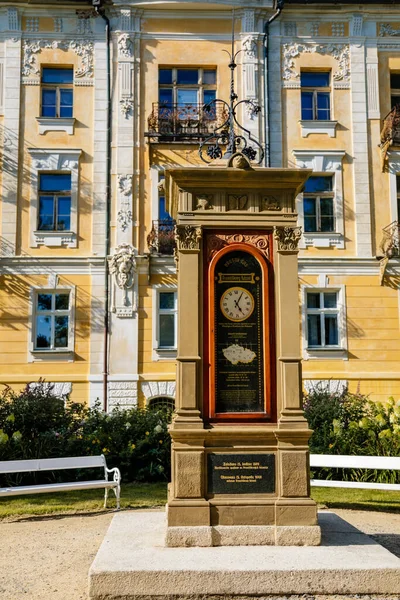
xmin=0 ymin=381 xmax=171 ymax=486
xmin=303 ymin=384 xmax=400 ymax=484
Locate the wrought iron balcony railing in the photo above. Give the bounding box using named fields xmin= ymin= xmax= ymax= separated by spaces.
xmin=147 ymin=219 xmax=176 ymax=255
xmin=379 ymin=221 xmax=400 ymax=259
xmin=380 ymin=105 xmax=400 ymax=168
xmin=145 ymin=103 xmax=227 ymax=141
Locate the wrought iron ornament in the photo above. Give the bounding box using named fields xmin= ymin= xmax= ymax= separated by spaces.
xmin=199 ymin=12 xmax=264 ymax=165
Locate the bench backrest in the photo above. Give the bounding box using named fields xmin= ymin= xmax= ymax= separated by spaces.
xmin=310 ymin=454 xmax=400 ymax=470
xmin=0 ymin=455 xmax=106 ymax=474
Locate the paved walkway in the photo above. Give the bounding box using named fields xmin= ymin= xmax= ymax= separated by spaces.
xmin=0 ymin=508 xmax=399 ymax=600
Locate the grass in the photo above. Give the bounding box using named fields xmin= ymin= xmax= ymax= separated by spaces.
xmin=0 ymin=482 xmax=167 ymax=519
xmin=0 ymin=483 xmax=399 ymax=519
xmin=311 ymin=486 xmax=400 ymax=513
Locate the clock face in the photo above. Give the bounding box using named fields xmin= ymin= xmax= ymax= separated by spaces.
xmin=220 ymin=286 xmax=255 ymax=322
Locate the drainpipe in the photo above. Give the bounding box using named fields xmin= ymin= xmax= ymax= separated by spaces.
xmin=263 ymin=0 xmax=284 ymax=167
xmin=93 ymin=0 xmax=112 ymax=412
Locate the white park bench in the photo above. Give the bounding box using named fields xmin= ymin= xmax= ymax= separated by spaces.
xmin=0 ymin=455 xmax=121 ymax=509
xmin=310 ymin=454 xmax=400 ymax=492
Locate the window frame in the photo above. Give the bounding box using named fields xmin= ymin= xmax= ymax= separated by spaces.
xmin=158 ymin=67 xmax=217 ymax=107
xmin=303 ymin=175 xmax=335 ymax=233
xmin=40 ymin=66 xmax=74 ymax=119
xmin=29 ymin=286 xmax=75 ymax=360
xmin=152 ymin=286 xmax=178 ymax=360
xmin=301 ymin=285 xmax=347 ymax=361
xmin=38 ymin=173 xmax=72 ymax=233
xmin=300 ymin=70 xmax=332 ymax=121
xmin=390 ymin=72 xmax=400 ymax=110
xmin=28 ymin=149 xmax=81 ymax=248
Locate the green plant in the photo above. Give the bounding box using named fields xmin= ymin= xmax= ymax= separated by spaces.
xmin=0 ymin=381 xmax=172 ymax=486
xmin=303 ymin=384 xmax=400 ymax=484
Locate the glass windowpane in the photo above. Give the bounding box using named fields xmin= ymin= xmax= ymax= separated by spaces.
xmin=390 ymin=73 xmax=400 ymax=89
xmin=159 ymin=89 xmax=173 ymax=106
xmin=159 ymin=196 xmax=172 ymax=221
xmin=304 ymin=176 xmax=333 ymax=193
xmin=316 ymin=93 xmax=330 ymax=120
xmin=324 ymin=293 xmax=337 ymax=309
xmin=36 ymin=316 xmax=52 ymax=348
xmin=57 ymin=197 xmax=71 ymax=230
xmin=159 ymin=314 xmax=175 ymax=347
xmin=301 ymin=71 xmax=330 ymax=88
xmin=304 ymin=197 xmax=316 ymax=215
xmin=54 ymin=316 xmax=69 ymax=348
xmin=325 ymin=315 xmax=338 ymax=345
xmin=304 ymin=216 xmax=317 ymax=232
xmin=301 ymin=92 xmax=313 ymax=120
xmin=204 ymin=89 xmax=216 ymax=105
xmin=42 ymin=68 xmax=73 ymax=84
xmin=320 ymin=216 xmax=335 ymax=232
xmin=307 ymin=293 xmax=320 ymax=309
xmin=203 ymin=69 xmax=216 ymax=84
xmin=37 ymin=294 xmax=52 ymax=311
xmin=55 ymin=294 xmax=69 ymax=310
xmin=177 ymin=89 xmax=198 ymax=105
xmin=159 ymin=292 xmax=175 ymax=310
xmin=159 ymin=69 xmax=173 ymax=84
xmin=307 ymin=314 xmax=321 ymax=346
xmin=40 ymin=174 xmax=71 ymax=192
xmin=38 ymin=197 xmax=54 ymax=230
xmin=177 ymin=69 xmax=198 ymax=84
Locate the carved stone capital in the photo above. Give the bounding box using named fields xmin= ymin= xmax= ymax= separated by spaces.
xmin=175 ymin=225 xmax=202 ymax=251
xmin=274 ymin=226 xmax=302 ymax=252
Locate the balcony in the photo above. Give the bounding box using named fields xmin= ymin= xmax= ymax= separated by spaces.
xmin=378 ymin=221 xmax=400 ymax=284
xmin=147 ymin=220 xmax=176 ymax=255
xmin=145 ymin=103 xmax=227 ymax=142
xmin=380 ymin=105 xmax=400 ymax=168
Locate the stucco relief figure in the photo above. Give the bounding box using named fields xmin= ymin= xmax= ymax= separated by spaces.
xmin=108 ymin=244 xmax=136 ymax=306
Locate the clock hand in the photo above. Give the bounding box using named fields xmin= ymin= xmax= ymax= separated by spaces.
xmin=233 ymin=299 xmax=244 ymax=314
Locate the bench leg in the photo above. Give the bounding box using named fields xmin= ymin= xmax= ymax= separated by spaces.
xmin=104 ymin=487 xmax=109 ymax=509
xmin=113 ymin=484 xmax=121 ymax=511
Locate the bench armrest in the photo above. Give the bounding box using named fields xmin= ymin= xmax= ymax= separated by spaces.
xmin=105 ymin=467 xmax=121 ymax=485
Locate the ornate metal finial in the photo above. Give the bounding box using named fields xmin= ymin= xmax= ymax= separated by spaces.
xmin=199 ymin=10 xmax=264 ymax=165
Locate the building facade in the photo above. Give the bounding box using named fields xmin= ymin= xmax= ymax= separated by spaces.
xmin=0 ymin=0 xmax=400 ymax=409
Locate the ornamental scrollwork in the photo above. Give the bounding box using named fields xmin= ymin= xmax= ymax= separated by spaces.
xmin=206 ymin=233 xmax=270 ymax=261
xmin=108 ymin=244 xmax=136 ymax=306
xmin=175 ymin=225 xmax=202 ymax=251
xmin=283 ymin=43 xmax=350 ymax=82
xmin=118 ymin=33 xmax=133 ymax=58
xmin=22 ymin=40 xmax=94 ymax=79
xmin=274 ymin=226 xmax=302 ymax=252
xmin=120 ymin=97 xmax=133 ymax=118
xmin=118 ymin=174 xmax=132 ymax=197
xmin=379 ymin=24 xmax=400 ymax=37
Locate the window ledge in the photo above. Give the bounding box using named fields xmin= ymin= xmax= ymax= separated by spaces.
xmin=36 ymin=117 xmax=75 ymax=135
xmin=304 ymin=348 xmax=347 ymax=361
xmin=152 ymin=348 xmax=177 ymax=361
xmin=302 ymin=232 xmax=344 ymax=249
xmin=32 ymin=231 xmax=77 ymax=249
xmin=299 ymin=120 xmax=338 ymax=138
xmin=29 ymin=350 xmax=74 ymax=363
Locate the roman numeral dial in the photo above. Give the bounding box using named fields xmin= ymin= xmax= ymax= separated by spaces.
xmin=220 ymin=286 xmax=255 ymax=322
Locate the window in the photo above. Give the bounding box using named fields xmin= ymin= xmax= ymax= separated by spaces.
xmin=390 ymin=73 xmax=400 ymax=110
xmin=159 ymin=67 xmax=216 ymax=109
xmin=301 ymin=72 xmax=331 ymax=121
xmin=41 ymin=67 xmax=73 ymax=118
xmin=158 ymin=291 xmax=177 ymax=349
xmin=34 ymin=291 xmax=72 ymax=351
xmin=38 ymin=173 xmax=71 ymax=232
xmin=148 ymin=396 xmax=175 ymax=412
xmin=306 ymin=291 xmax=339 ymax=348
xmin=303 ymin=176 xmax=335 ymax=232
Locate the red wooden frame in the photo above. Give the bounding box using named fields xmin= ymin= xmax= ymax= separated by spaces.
xmin=203 ymin=233 xmax=276 ymax=423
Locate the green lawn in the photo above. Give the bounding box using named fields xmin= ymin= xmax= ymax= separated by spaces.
xmin=0 ymin=483 xmax=399 ymax=519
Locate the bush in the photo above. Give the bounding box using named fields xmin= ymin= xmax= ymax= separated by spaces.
xmin=303 ymin=384 xmax=400 ymax=484
xmin=0 ymin=381 xmax=172 ymax=486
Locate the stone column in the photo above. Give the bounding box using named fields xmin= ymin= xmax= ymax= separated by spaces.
xmin=240 ymin=9 xmax=261 ymax=143
xmin=273 ymin=226 xmax=306 ymax=427
xmin=350 ymin=14 xmax=373 ymax=258
xmin=173 ymin=224 xmax=203 ymax=428
xmin=1 ymin=9 xmax=21 ymax=255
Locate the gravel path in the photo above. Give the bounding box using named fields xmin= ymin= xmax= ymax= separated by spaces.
xmin=0 ymin=508 xmax=399 ymax=600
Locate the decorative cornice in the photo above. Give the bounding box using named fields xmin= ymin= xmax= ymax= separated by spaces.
xmin=283 ymin=42 xmax=350 ymax=83
xmin=175 ymin=225 xmax=202 ymax=251
xmin=274 ymin=226 xmax=302 ymax=252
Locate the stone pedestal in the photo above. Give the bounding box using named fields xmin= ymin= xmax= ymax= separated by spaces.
xmin=164 ymin=161 xmax=320 ymax=546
